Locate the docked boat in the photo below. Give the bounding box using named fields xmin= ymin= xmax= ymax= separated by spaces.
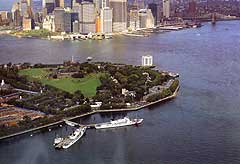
xmin=54 ymin=126 xmax=87 ymax=149
xmin=95 ymin=117 xmax=143 ymax=129
xmin=62 ymin=127 xmax=87 ymax=149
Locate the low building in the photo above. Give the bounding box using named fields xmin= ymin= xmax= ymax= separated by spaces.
xmin=142 ymin=55 xmax=153 ymax=67
xmin=43 ymin=15 xmax=55 ymax=32
xmin=23 ymin=17 xmax=34 ymax=31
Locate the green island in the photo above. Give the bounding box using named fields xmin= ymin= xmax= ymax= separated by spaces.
xmin=10 ymin=29 xmax=58 ymax=38
xmin=0 ymin=62 xmax=179 ymax=138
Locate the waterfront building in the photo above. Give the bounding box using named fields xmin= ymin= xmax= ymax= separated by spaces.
xmin=148 ymin=3 xmax=158 ymax=26
xmin=64 ymin=11 xmax=72 ymax=33
xmin=54 ymin=7 xmax=65 ymax=32
xmin=100 ymin=7 xmax=113 ymax=33
xmin=23 ymin=17 xmax=34 ymax=30
xmin=43 ymin=14 xmax=55 ymax=32
xmin=109 ymin=0 xmax=127 ymax=32
xmin=142 ymin=55 xmax=153 ymax=67
xmin=72 ymin=20 xmax=79 ymax=33
xmin=138 ymin=9 xmax=154 ymax=29
xmin=70 ymin=12 xmax=79 ymax=32
xmin=129 ymin=9 xmax=139 ymax=30
xmin=163 ymin=0 xmax=170 ymax=18
xmin=0 ymin=11 xmax=12 ymax=21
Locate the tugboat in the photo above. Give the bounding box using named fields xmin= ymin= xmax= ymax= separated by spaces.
xmin=95 ymin=117 xmax=143 ymax=129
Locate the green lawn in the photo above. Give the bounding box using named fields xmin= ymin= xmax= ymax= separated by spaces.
xmin=19 ymin=68 xmax=102 ymax=97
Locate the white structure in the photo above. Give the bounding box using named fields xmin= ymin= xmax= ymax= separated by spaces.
xmin=1 ymin=80 xmax=5 ymax=86
xmin=129 ymin=10 xmax=139 ymax=30
xmin=43 ymin=15 xmax=55 ymax=32
xmin=142 ymin=55 xmax=153 ymax=67
xmin=163 ymin=0 xmax=170 ymax=18
xmin=138 ymin=9 xmax=154 ymax=29
xmin=100 ymin=7 xmax=113 ymax=33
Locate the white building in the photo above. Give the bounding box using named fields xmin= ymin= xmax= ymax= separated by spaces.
xmin=142 ymin=55 xmax=153 ymax=67
xmin=138 ymin=9 xmax=154 ymax=29
xmin=129 ymin=10 xmax=139 ymax=30
xmin=100 ymin=7 xmax=113 ymax=33
xmin=163 ymin=0 xmax=170 ymax=18
xmin=43 ymin=15 xmax=55 ymax=32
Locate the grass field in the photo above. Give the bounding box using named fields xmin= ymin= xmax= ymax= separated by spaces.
xmin=19 ymin=68 xmax=102 ymax=97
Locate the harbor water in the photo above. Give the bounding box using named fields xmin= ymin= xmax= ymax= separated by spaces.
xmin=1 ymin=21 xmax=240 ymax=164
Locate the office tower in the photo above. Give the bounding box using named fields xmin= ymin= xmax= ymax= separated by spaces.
xmin=23 ymin=17 xmax=34 ymax=30
xmin=55 ymin=0 xmax=64 ymax=8
xmin=80 ymin=2 xmax=95 ymax=33
xmin=163 ymin=0 xmax=170 ymax=18
xmin=129 ymin=9 xmax=139 ymax=30
xmin=101 ymin=0 xmax=109 ymax=8
xmin=148 ymin=3 xmax=158 ymax=25
xmin=54 ymin=7 xmax=65 ymax=32
xmin=20 ymin=1 xmax=29 ymax=17
xmin=138 ymin=9 xmax=154 ymax=28
xmin=42 ymin=0 xmax=55 ymax=9
xmin=27 ymin=0 xmax=32 ymax=7
xmin=72 ymin=20 xmax=79 ymax=33
xmin=64 ymin=12 xmax=71 ymax=32
xmin=188 ymin=0 xmax=196 ymax=17
xmin=45 ymin=3 xmax=55 ymax=14
xmin=109 ymin=0 xmax=127 ymax=32
xmin=13 ymin=9 xmax=22 ymax=27
xmin=100 ymin=7 xmax=112 ymax=33
xmin=64 ymin=0 xmax=72 ymax=8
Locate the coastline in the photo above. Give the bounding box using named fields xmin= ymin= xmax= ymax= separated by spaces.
xmin=0 ymin=84 xmax=180 ymax=141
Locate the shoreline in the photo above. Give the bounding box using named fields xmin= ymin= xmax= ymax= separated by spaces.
xmin=0 ymin=84 xmax=179 ymax=141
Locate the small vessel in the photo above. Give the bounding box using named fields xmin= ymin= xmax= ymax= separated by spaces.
xmin=53 ymin=136 xmax=64 ymax=146
xmin=86 ymin=56 xmax=93 ymax=61
xmin=95 ymin=117 xmax=143 ymax=129
xmin=62 ymin=127 xmax=87 ymax=149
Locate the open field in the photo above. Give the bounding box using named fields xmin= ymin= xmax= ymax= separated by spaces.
xmin=19 ymin=68 xmax=102 ymax=97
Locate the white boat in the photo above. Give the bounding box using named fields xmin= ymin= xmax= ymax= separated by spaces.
xmin=95 ymin=117 xmax=143 ymax=129
xmin=62 ymin=127 xmax=87 ymax=149
xmin=53 ymin=136 xmax=64 ymax=146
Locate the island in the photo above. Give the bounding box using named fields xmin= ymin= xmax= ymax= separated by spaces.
xmin=0 ymin=61 xmax=179 ymax=139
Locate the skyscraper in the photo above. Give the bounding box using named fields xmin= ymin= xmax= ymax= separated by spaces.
xmin=109 ymin=0 xmax=127 ymax=32
xmin=55 ymin=0 xmax=64 ymax=8
xmin=163 ymin=0 xmax=170 ymax=18
xmin=54 ymin=7 xmax=65 ymax=32
xmin=148 ymin=3 xmax=158 ymax=25
xmin=42 ymin=0 xmax=55 ymax=9
xmin=100 ymin=7 xmax=112 ymax=33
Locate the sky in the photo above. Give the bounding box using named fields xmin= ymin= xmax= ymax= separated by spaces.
xmin=0 ymin=0 xmax=39 ymax=11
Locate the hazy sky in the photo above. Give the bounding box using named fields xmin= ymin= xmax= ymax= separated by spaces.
xmin=0 ymin=0 xmax=39 ymax=11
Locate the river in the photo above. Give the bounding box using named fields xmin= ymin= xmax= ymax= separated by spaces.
xmin=1 ymin=21 xmax=240 ymax=164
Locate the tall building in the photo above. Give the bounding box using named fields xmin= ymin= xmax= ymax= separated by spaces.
xmin=80 ymin=2 xmax=95 ymax=33
xmin=43 ymin=14 xmax=55 ymax=32
xmin=138 ymin=9 xmax=154 ymax=29
xmin=13 ymin=9 xmax=22 ymax=27
xmin=54 ymin=7 xmax=65 ymax=32
xmin=148 ymin=3 xmax=158 ymax=26
xmin=23 ymin=17 xmax=34 ymax=30
xmin=188 ymin=0 xmax=197 ymax=17
xmin=27 ymin=0 xmax=32 ymax=7
xmin=55 ymin=0 xmax=64 ymax=8
xmin=45 ymin=3 xmax=55 ymax=14
xmin=163 ymin=0 xmax=170 ymax=18
xmin=100 ymin=7 xmax=112 ymax=33
xmin=42 ymin=0 xmax=55 ymax=9
xmin=129 ymin=9 xmax=139 ymax=30
xmin=109 ymin=0 xmax=127 ymax=32
xmin=64 ymin=11 xmax=71 ymax=33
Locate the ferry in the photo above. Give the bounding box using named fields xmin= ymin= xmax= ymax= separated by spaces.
xmin=54 ymin=127 xmax=87 ymax=149
xmin=95 ymin=117 xmax=143 ymax=129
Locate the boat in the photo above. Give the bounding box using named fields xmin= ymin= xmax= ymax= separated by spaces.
xmin=53 ymin=136 xmax=64 ymax=146
xmin=62 ymin=127 xmax=87 ymax=149
xmin=95 ymin=117 xmax=143 ymax=129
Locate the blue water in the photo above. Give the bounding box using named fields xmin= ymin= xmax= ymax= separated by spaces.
xmin=1 ymin=21 xmax=240 ymax=164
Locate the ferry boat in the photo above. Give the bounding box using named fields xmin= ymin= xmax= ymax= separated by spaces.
xmin=62 ymin=127 xmax=87 ymax=149
xmin=95 ymin=117 xmax=143 ymax=129
xmin=54 ymin=127 xmax=87 ymax=149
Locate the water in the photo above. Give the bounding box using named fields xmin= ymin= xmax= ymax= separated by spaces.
xmin=1 ymin=21 xmax=240 ymax=164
